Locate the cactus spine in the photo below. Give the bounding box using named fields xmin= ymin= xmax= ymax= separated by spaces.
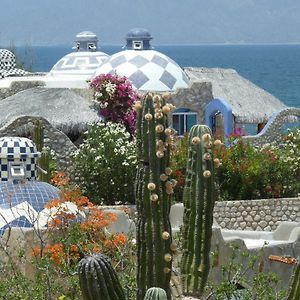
xmin=286 ymin=261 xmax=300 ymax=300
xmin=78 ymin=254 xmax=126 ymax=300
xmin=144 ymin=287 xmax=168 ymax=300
xmin=135 ymin=93 xmax=176 ymax=300
xmin=181 ymin=124 xmax=220 ymax=297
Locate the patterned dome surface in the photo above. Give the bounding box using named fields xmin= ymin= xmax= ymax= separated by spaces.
xmin=0 ymin=137 xmax=39 ymax=159
xmin=50 ymin=51 xmax=109 ymax=76
xmin=0 ymin=49 xmax=27 ymax=78
xmin=93 ymin=50 xmax=190 ymax=92
xmin=0 ymin=181 xmax=60 ymax=234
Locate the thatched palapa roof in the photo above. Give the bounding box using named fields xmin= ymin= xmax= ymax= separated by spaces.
xmin=0 ymin=87 xmax=101 ymax=134
xmin=184 ymin=67 xmax=288 ymax=124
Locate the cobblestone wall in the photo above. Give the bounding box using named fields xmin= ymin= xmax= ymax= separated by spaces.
xmin=0 ymin=116 xmax=76 ymax=176
xmin=213 ymin=197 xmax=300 ymax=231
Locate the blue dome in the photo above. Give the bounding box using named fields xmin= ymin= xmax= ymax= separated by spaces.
xmin=124 ymin=28 xmax=153 ymax=50
xmin=126 ymin=28 xmax=152 ymax=40
xmin=0 ymin=181 xmax=60 ymax=235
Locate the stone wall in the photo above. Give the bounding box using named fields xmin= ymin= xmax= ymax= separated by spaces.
xmin=242 ymin=107 xmax=300 ymax=147
xmin=0 ymin=80 xmax=45 ymax=100
xmin=168 ymin=81 xmax=213 ymax=124
xmin=213 ymin=197 xmax=300 ymax=231
xmin=0 ymin=116 xmax=76 ymax=175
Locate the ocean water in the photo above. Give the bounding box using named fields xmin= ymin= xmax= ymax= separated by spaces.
xmin=15 ymin=44 xmax=300 ymax=108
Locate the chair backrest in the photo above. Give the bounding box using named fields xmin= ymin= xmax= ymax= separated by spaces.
xmin=102 ymin=209 xmax=136 ymax=235
xmin=273 ymin=221 xmax=300 ymax=241
xmin=169 ymin=203 xmax=184 ymax=233
xmin=289 ymin=227 xmax=300 ymax=242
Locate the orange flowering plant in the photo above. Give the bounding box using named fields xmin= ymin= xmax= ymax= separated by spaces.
xmin=30 ymin=172 xmax=136 ymax=299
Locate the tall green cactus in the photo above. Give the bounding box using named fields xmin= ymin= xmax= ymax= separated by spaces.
xmin=78 ymin=254 xmax=126 ymax=300
xmin=181 ymin=124 xmax=221 ymax=297
xmin=135 ymin=93 xmax=177 ymax=300
xmin=32 ymin=120 xmax=51 ymax=182
xmin=286 ymin=261 xmax=300 ymax=300
xmin=32 ymin=119 xmax=44 ymax=152
xmin=144 ymin=287 xmax=168 ymax=300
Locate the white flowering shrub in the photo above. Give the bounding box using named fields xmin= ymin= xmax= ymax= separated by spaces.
xmin=73 ymin=122 xmax=137 ymax=205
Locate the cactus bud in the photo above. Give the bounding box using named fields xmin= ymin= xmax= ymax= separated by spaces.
xmin=214 ymin=158 xmax=221 ymax=168
xmin=134 ymin=101 xmax=142 ymax=110
xmin=162 ymin=231 xmax=170 ymax=240
xmin=163 ymin=267 xmax=171 ymax=274
xmin=162 ymin=105 xmax=171 ymax=114
xmin=155 ymin=124 xmax=164 ymax=133
xmin=203 ymin=170 xmax=211 ymax=178
xmin=147 ymin=183 xmax=156 ymax=191
xmin=156 ymin=151 xmax=164 ymax=158
xmin=165 ymin=168 xmax=172 ymax=175
xmin=145 ymin=113 xmax=153 ymax=121
xmin=164 ymin=253 xmax=172 ymax=262
xmin=160 ymin=174 xmax=168 ymax=181
xmin=150 ymin=194 xmax=159 ymax=202
xmin=203 ymin=153 xmax=211 ymax=161
xmin=192 ymin=137 xmax=201 ymax=145
xmin=214 ymin=139 xmax=222 ymax=147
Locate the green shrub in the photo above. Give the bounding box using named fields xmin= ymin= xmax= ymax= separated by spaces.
xmin=215 ymin=139 xmax=299 ymax=200
xmin=73 ymin=122 xmax=137 ymax=205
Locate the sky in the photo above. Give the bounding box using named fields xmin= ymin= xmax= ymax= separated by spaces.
xmin=0 ymin=0 xmax=300 ymax=46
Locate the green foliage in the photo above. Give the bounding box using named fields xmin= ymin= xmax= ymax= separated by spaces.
xmin=170 ymin=134 xmax=189 ymax=202
xmin=208 ymin=245 xmax=288 ymax=300
xmin=73 ymin=122 xmax=137 ymax=205
xmin=216 ymin=137 xmax=299 ymax=200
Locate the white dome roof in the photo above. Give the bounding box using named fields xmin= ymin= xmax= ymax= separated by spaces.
xmin=49 ymin=51 xmax=109 ymax=76
xmin=93 ymin=50 xmax=189 ymax=92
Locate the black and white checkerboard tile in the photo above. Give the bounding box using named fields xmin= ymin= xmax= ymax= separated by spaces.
xmin=94 ymin=50 xmax=189 ymax=91
xmin=0 ymin=49 xmax=28 ymax=78
xmin=0 ymin=137 xmax=39 ymax=181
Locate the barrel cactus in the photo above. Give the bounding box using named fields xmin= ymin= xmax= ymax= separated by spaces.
xmin=286 ymin=261 xmax=300 ymax=300
xmin=144 ymin=287 xmax=168 ymax=300
xmin=78 ymin=253 xmax=126 ymax=300
xmin=135 ymin=93 xmax=177 ymax=300
xmin=180 ymin=124 xmax=221 ymax=297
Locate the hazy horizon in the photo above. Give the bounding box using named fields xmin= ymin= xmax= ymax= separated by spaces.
xmin=1 ymin=0 xmax=300 ymax=46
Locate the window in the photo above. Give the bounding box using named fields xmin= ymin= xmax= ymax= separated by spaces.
xmin=87 ymin=43 xmax=96 ymax=51
xmin=172 ymin=108 xmax=197 ymax=136
xmin=133 ymin=41 xmax=143 ymax=50
xmin=9 ymin=163 xmax=25 ymax=180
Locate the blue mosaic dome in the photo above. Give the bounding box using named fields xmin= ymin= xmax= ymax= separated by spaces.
xmin=0 ymin=181 xmax=60 ymax=235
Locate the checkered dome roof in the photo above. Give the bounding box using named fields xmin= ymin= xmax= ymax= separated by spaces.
xmin=50 ymin=51 xmax=109 ymax=76
xmin=0 ymin=49 xmax=27 ymax=79
xmin=94 ymin=50 xmax=190 ymax=92
xmin=0 ymin=49 xmax=16 ymax=70
xmin=0 ymin=137 xmax=39 ymax=159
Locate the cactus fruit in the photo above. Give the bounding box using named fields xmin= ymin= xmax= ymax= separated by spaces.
xmin=144 ymin=287 xmax=168 ymax=300
xmin=286 ymin=261 xmax=300 ymax=300
xmin=181 ymin=125 xmax=220 ymax=297
xmin=78 ymin=254 xmax=126 ymax=300
xmin=135 ymin=93 xmax=176 ymax=300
